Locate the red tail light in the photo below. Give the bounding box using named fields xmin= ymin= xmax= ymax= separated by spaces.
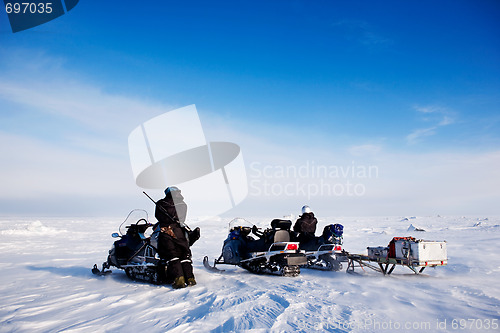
xmin=286 ymin=243 xmax=298 ymax=250
xmin=334 ymin=246 xmax=342 ymax=251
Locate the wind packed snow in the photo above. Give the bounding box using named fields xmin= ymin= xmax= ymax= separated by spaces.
xmin=1 ymin=215 xmax=499 ymax=332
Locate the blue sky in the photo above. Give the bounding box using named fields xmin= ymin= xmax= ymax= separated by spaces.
xmin=0 ymin=0 xmax=499 ymax=217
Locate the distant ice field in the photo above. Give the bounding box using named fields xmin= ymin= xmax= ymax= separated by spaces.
xmin=0 ymin=215 xmax=499 ymax=332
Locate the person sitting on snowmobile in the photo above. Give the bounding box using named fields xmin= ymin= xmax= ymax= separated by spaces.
xmin=155 ymin=186 xmax=197 ymax=289
xmin=293 ymin=205 xmax=318 ymax=250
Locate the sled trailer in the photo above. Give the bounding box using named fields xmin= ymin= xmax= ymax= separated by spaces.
xmin=347 ymin=238 xmax=447 ymax=275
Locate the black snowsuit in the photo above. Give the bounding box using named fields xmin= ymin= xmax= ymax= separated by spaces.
xmin=293 ymin=212 xmax=318 ymax=250
xmin=155 ymin=191 xmax=194 ymax=283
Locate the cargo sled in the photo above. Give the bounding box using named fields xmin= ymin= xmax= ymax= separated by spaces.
xmin=346 ymin=237 xmax=447 ymax=275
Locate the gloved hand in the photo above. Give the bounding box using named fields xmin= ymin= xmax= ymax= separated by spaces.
xmin=188 ymin=227 xmax=201 ymax=246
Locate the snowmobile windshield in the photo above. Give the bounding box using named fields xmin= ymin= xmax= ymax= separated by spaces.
xmin=119 ymin=209 xmax=152 ymax=238
xmin=228 ymin=218 xmax=253 ymax=232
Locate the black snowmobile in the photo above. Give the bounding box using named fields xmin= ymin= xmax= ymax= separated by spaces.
xmin=299 ymin=224 xmax=345 ymax=271
xmin=92 ymin=209 xmax=199 ymax=284
xmin=203 ymin=218 xmax=307 ymax=277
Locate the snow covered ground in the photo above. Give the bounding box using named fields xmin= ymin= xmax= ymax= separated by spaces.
xmin=1 ymin=215 xmax=499 ymax=332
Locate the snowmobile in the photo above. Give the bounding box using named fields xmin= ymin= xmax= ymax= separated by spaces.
xmin=203 ymin=218 xmax=308 ymax=277
xmin=92 ymin=209 xmax=167 ymax=283
xmin=299 ymin=224 xmax=345 ymax=271
xmin=92 ymin=209 xmax=199 ymax=284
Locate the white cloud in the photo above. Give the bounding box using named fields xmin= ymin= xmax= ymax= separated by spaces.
xmin=414 ymin=105 xmax=444 ymax=114
xmin=0 ymin=130 xmax=137 ymax=201
xmin=0 ymin=51 xmax=498 ymax=216
xmin=406 ymin=127 xmax=437 ymax=144
xmin=203 ymin=113 xmax=500 ymax=216
xmin=0 ymin=52 xmax=179 ymax=215
xmin=348 ymin=144 xmax=382 ymax=156
xmin=0 ymin=78 xmax=172 ymax=138
xmin=369 ymin=150 xmax=500 ymax=215
xmin=407 ymin=105 xmax=456 ymax=144
xmin=439 ymin=116 xmax=455 ymax=126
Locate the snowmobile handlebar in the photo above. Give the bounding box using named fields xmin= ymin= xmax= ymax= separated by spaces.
xmin=252 ymin=225 xmax=265 ymax=238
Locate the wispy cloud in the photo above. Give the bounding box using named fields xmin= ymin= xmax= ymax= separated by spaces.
xmin=413 ymin=104 xmax=455 ymax=119
xmin=0 ymin=79 xmax=171 ymax=139
xmin=406 ymin=127 xmax=437 ymax=144
xmin=348 ymin=144 xmax=382 ymax=156
xmin=0 ymin=131 xmax=135 ymax=199
xmin=0 ymin=51 xmax=180 ymax=213
xmin=414 ymin=105 xmax=444 ymax=114
xmin=406 ymin=104 xmax=456 ymax=144
xmin=1 ymin=50 xmax=498 ymax=216
xmin=439 ymin=116 xmax=455 ymax=126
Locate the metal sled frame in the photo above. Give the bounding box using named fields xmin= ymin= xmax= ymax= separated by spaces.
xmin=301 ymin=243 xmax=346 ymax=271
xmin=303 ymin=244 xmax=341 ymax=259
xmin=345 ymin=252 xmax=446 ymax=275
xmin=241 ymin=242 xmax=303 ymax=263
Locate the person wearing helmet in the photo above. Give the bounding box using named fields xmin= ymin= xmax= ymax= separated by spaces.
xmin=293 ymin=205 xmax=318 ymax=249
xmin=155 ymin=186 xmax=197 ymax=289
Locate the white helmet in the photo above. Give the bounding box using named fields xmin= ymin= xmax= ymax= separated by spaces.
xmin=301 ymin=205 xmax=312 ymax=214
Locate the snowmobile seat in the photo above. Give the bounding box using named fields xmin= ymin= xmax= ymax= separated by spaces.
xmin=271 ymin=219 xmax=292 ymax=231
xmin=274 ymin=230 xmax=290 ymax=243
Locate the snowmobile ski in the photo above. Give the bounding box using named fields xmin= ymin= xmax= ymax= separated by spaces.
xmin=203 ymin=256 xmax=225 ymax=272
xmin=92 ymin=263 xmax=112 ymax=276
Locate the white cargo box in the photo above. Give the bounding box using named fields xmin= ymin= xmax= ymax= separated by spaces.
xmin=367 ymin=246 xmax=388 ymax=259
xmin=394 ymin=239 xmax=447 ymax=266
